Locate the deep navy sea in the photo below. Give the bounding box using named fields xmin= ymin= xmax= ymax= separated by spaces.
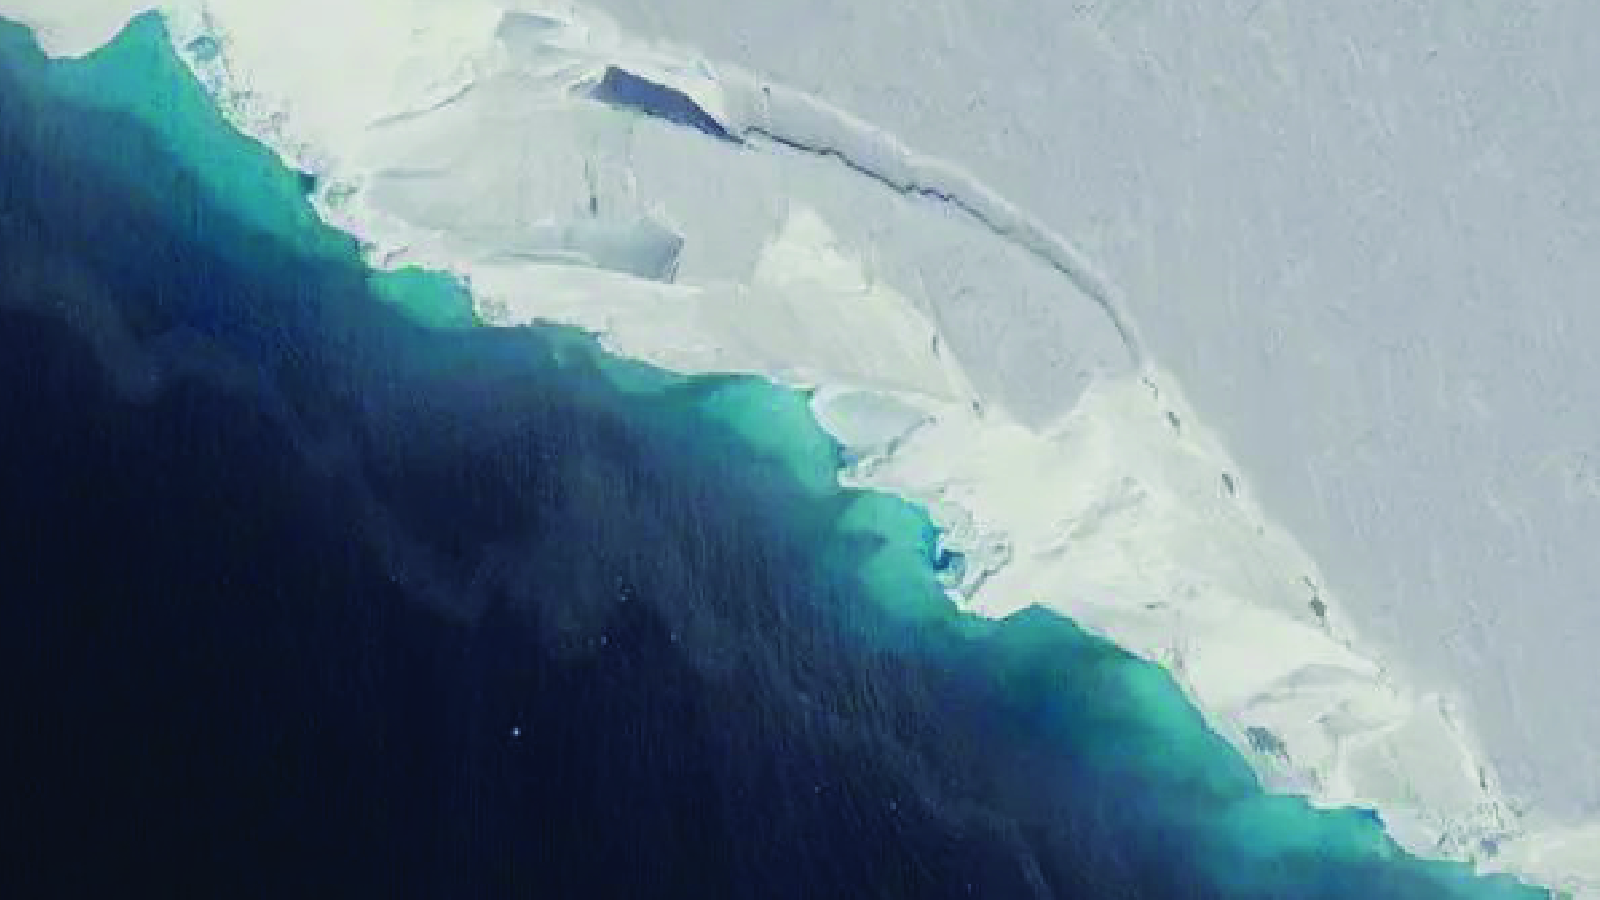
xmin=0 ymin=14 xmax=1555 ymax=900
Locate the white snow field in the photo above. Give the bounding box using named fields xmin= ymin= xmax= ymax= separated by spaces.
xmin=7 ymin=0 xmax=1597 ymax=893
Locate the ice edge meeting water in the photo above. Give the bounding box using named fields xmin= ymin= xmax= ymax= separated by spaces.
xmin=0 ymin=11 xmax=1561 ymax=898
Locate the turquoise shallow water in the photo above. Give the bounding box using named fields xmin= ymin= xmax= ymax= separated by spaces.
xmin=0 ymin=13 xmax=1555 ymax=898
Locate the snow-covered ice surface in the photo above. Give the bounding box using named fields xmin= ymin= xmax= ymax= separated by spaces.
xmin=7 ymin=0 xmax=1597 ymax=893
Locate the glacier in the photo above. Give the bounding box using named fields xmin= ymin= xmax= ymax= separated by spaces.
xmin=6 ymin=0 xmax=1597 ymax=894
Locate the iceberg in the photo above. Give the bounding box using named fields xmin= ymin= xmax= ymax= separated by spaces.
xmin=5 ymin=0 xmax=1595 ymax=894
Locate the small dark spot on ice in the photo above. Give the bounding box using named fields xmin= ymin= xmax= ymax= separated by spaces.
xmin=1221 ymin=472 xmax=1235 ymax=496
xmin=1165 ymin=410 xmax=1181 ymax=431
xmin=1303 ymin=576 xmax=1327 ymax=620
xmin=1246 ymin=725 xmax=1289 ymax=760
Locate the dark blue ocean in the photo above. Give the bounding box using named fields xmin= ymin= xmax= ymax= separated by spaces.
xmin=0 ymin=14 xmax=1552 ymax=899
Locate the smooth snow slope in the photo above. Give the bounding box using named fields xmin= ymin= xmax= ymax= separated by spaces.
xmin=5 ymin=0 xmax=1595 ymax=894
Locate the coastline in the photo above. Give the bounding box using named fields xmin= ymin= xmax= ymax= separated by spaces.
xmin=161 ymin=3 xmax=1577 ymax=890
xmin=5 ymin=2 xmax=1590 ymax=893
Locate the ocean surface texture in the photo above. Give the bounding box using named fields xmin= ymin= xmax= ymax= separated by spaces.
xmin=0 ymin=14 xmax=1553 ymax=899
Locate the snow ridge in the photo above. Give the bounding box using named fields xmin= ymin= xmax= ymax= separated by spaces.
xmin=723 ymin=80 xmax=1146 ymax=370
xmin=578 ymin=51 xmax=1147 ymax=370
